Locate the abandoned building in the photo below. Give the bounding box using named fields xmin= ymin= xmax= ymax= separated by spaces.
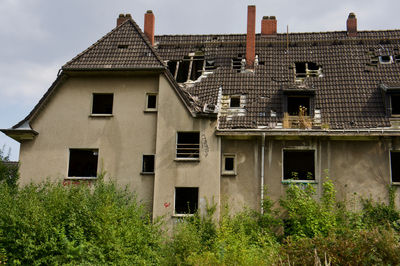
xmin=3 ymin=6 xmax=400 ymax=223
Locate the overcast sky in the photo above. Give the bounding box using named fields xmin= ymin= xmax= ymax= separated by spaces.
xmin=1 ymin=0 xmax=399 ymax=160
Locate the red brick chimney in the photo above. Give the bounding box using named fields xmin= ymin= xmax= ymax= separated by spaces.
xmin=144 ymin=10 xmax=155 ymax=46
xmin=117 ymin=14 xmax=131 ymax=27
xmin=347 ymin=12 xmax=357 ymax=37
xmin=261 ymin=16 xmax=277 ymax=36
xmin=246 ymin=5 xmax=256 ymax=68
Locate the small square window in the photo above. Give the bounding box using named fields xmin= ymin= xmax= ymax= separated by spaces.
xmin=142 ymin=155 xmax=155 ymax=173
xmin=175 ymin=187 xmax=198 ymax=215
xmin=230 ymin=96 xmax=241 ymax=108
xmin=283 ymin=150 xmax=315 ymax=181
xmin=145 ymin=93 xmax=157 ymax=111
xmin=68 ymin=149 xmax=98 ymax=178
xmin=176 ymin=132 xmax=200 ymax=159
xmin=391 ymin=152 xmax=400 ymax=183
xmin=92 ymin=93 xmax=113 ymax=114
xmin=222 ymin=154 xmax=236 ymax=175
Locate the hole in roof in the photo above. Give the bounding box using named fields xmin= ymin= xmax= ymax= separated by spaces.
xmin=117 ymin=44 xmax=129 ymax=49
xmin=379 ymin=55 xmax=393 ymax=64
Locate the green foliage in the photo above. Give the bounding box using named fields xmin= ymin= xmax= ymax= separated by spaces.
xmin=279 ymin=178 xmax=337 ymax=238
xmin=0 ymin=146 xmax=19 ymax=189
xmin=0 ymin=180 xmax=162 ymax=265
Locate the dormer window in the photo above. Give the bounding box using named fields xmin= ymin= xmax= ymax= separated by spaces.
xmin=287 ymin=96 xmax=310 ymax=116
xmin=230 ymin=96 xmax=241 ymax=108
xmin=295 ymin=62 xmax=322 ymax=80
xmin=380 ymin=84 xmax=400 ymax=117
xmin=391 ymin=95 xmax=400 ymax=115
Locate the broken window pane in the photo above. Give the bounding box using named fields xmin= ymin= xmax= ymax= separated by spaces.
xmin=142 ymin=155 xmax=155 ymax=173
xmin=391 ymin=95 xmax=400 ymax=115
xmin=167 ymin=60 xmax=177 ymax=77
xmin=391 ymin=152 xmax=400 ymax=183
xmin=68 ymin=149 xmax=98 ymax=177
xmin=283 ymin=150 xmax=315 ymax=180
xmin=175 ymin=187 xmax=198 ymax=214
xmin=92 ymin=94 xmax=113 ymax=114
xmin=176 ymin=132 xmax=200 ymax=159
xmin=295 ymin=62 xmax=307 ymax=77
xmin=176 ymin=57 xmax=191 ymax=83
xmin=287 ymin=96 xmax=310 ymax=116
xmin=190 ymin=56 xmax=204 ymax=81
xmin=230 ymin=96 xmax=241 ymax=108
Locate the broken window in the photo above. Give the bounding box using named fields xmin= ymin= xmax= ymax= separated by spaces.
xmin=295 ymin=62 xmax=322 ymax=79
xmin=176 ymin=132 xmax=200 ymax=159
xmin=145 ymin=93 xmax=157 ymax=111
xmin=232 ymin=54 xmax=244 ymax=72
xmin=222 ymin=154 xmax=236 ymax=175
xmin=174 ymin=53 xmax=206 ymax=83
xmin=175 ymin=187 xmax=198 ymax=214
xmin=391 ymin=95 xmax=400 ymax=115
xmin=287 ymin=96 xmax=310 ymax=116
xmin=395 ymin=55 xmax=400 ymax=63
xmin=68 ymin=149 xmax=98 ymax=178
xmin=176 ymin=57 xmax=191 ymax=83
xmin=190 ymin=56 xmax=205 ymax=81
xmin=167 ymin=60 xmax=177 ymax=77
xmin=142 ymin=155 xmax=155 ymax=173
xmin=379 ymin=55 xmax=393 ymax=64
xmin=230 ymin=96 xmax=241 ymax=108
xmin=391 ymin=152 xmax=400 ymax=183
xmin=92 ymin=93 xmax=113 ymax=115
xmin=283 ymin=150 xmax=315 ymax=181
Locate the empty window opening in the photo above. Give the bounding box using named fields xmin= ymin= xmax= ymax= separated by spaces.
xmin=283 ymin=150 xmax=315 ymax=180
xmin=205 ymin=60 xmax=216 ymax=70
xmin=190 ymin=56 xmax=205 ymax=81
xmin=117 ymin=44 xmax=128 ymax=49
xmin=68 ymin=149 xmax=98 ymax=178
xmin=176 ymin=57 xmax=191 ymax=83
xmin=167 ymin=60 xmax=177 ymax=77
xmin=146 ymin=93 xmax=157 ymax=110
xmin=287 ymin=96 xmax=310 ymax=116
xmin=391 ymin=152 xmax=400 ymax=183
xmin=230 ymin=96 xmax=241 ymax=108
xmin=175 ymin=187 xmax=198 ymax=215
xmin=395 ymin=55 xmax=400 ymax=63
xmin=391 ymin=95 xmax=400 ymax=115
xmin=222 ymin=154 xmax=236 ymax=175
xmin=92 ymin=93 xmax=113 ymax=114
xmin=232 ymin=54 xmax=244 ymax=72
xmin=142 ymin=155 xmax=155 ymax=173
xmin=176 ymin=132 xmax=200 ymax=159
xmin=295 ymin=62 xmax=322 ymax=79
xmin=379 ymin=55 xmax=393 ymax=64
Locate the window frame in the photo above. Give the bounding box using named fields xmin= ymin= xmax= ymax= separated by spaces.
xmin=173 ymin=187 xmax=199 ymax=216
xmin=222 ymin=153 xmax=237 ymax=176
xmin=282 ymin=148 xmax=316 ymax=183
xmin=67 ymin=148 xmax=99 ymax=180
xmin=91 ymin=93 xmax=114 ymax=116
xmin=175 ymin=131 xmax=200 ymax=161
xmin=390 ymin=151 xmax=400 ymax=185
xmin=390 ymin=95 xmax=400 ymax=116
xmin=141 ymin=154 xmax=155 ymax=175
xmin=144 ymin=93 xmax=158 ymax=112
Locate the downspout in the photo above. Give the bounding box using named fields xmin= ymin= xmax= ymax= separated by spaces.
xmin=260 ymin=133 xmax=266 ymax=214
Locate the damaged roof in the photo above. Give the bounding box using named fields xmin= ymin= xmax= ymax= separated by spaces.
xmin=155 ymin=31 xmax=400 ymax=129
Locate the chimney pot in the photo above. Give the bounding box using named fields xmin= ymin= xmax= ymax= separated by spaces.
xmin=246 ymin=5 xmax=256 ymax=68
xmin=144 ymin=10 xmax=155 ymax=46
xmin=261 ymin=15 xmax=277 ymax=36
xmin=347 ymin=12 xmax=357 ymax=37
xmin=117 ymin=14 xmax=131 ymax=27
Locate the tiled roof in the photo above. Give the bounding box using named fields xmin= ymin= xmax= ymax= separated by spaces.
xmin=63 ymin=19 xmax=165 ymax=70
xmin=155 ymin=31 xmax=400 ymax=129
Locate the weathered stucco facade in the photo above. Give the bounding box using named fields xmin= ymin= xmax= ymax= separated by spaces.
xmin=3 ymin=6 xmax=400 ymax=225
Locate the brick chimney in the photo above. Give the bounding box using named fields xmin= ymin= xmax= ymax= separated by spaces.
xmin=261 ymin=16 xmax=277 ymax=36
xmin=246 ymin=5 xmax=256 ymax=68
xmin=117 ymin=14 xmax=131 ymax=27
xmin=347 ymin=12 xmax=357 ymax=37
xmin=144 ymin=10 xmax=155 ymax=46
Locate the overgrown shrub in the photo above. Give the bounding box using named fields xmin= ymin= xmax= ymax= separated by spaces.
xmin=0 ymin=180 xmax=163 ymax=265
xmin=0 ymin=146 xmax=19 ymax=189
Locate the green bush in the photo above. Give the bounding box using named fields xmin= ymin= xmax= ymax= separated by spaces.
xmin=0 ymin=180 xmax=162 ymax=265
xmin=0 ymin=146 xmax=19 ymax=189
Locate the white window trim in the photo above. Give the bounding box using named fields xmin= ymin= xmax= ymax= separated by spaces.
xmin=144 ymin=93 xmax=158 ymax=112
xmin=222 ymin=153 xmax=237 ymax=176
xmin=281 ymin=148 xmax=316 ymax=183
